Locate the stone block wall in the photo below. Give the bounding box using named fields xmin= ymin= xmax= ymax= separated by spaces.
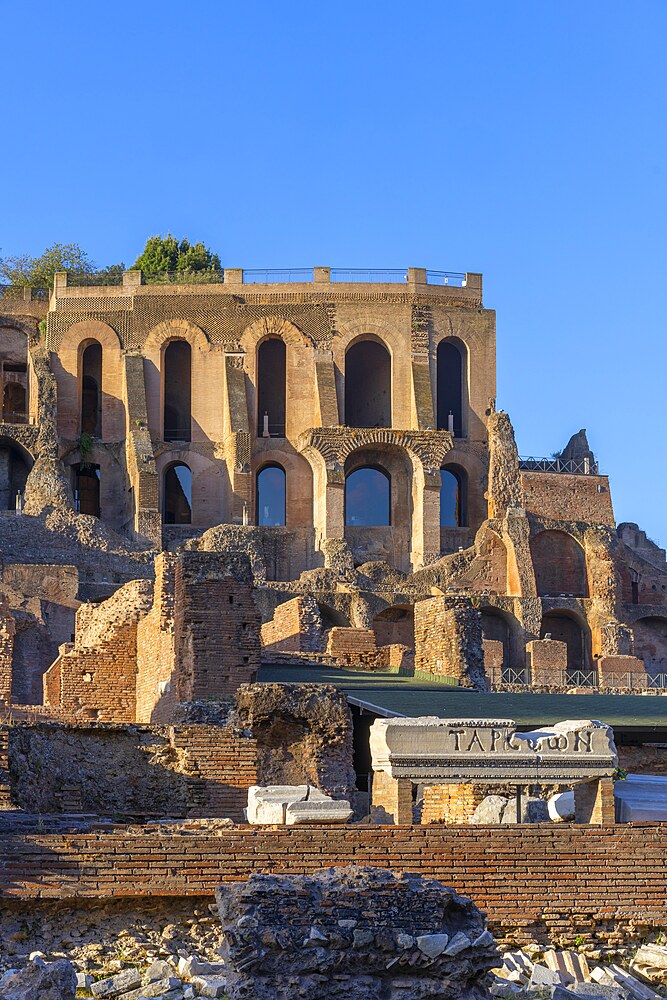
xmin=483 ymin=638 xmax=504 ymax=688
xmin=597 ymin=654 xmax=648 ymax=689
xmin=260 ymin=595 xmax=322 ymax=655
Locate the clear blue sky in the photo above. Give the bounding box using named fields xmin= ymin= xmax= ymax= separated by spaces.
xmin=3 ymin=1 xmax=666 ymax=544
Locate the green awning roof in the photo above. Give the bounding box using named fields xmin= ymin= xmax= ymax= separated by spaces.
xmin=258 ymin=663 xmax=667 ymax=734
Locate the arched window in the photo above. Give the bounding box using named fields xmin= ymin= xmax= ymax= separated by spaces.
xmin=345 ymin=340 xmax=391 ymax=428
xmin=437 ymin=338 xmax=466 ymax=437
xmin=440 ymin=465 xmax=467 ymax=527
xmin=0 ymin=441 xmax=32 ymax=510
xmin=81 ymin=341 xmax=102 ymax=436
xmin=3 ymin=382 xmax=26 ymax=423
xmin=74 ymin=464 xmax=101 ymax=518
xmin=530 ymin=530 xmax=588 ymax=597
xmin=257 ymin=339 xmax=286 ymax=437
xmin=345 ymin=466 xmax=390 ymax=526
xmin=163 ymin=462 xmax=192 ymax=524
xmin=257 ymin=464 xmax=286 ymax=526
xmin=163 ymin=341 xmax=191 ymax=442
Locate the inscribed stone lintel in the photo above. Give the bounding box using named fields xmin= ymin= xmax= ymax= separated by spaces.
xmin=369 ymin=717 xmax=618 ymax=784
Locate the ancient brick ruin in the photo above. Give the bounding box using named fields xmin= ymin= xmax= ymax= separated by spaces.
xmin=1 ymin=269 xmax=667 ymax=997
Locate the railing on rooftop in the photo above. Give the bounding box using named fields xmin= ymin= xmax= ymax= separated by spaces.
xmin=0 ymin=285 xmax=49 ymax=301
xmin=243 ymin=268 xmax=313 ymax=284
xmin=330 ymin=268 xmax=409 ymax=283
xmin=140 ymin=270 xmax=225 ymax=285
xmin=65 ymin=272 xmax=124 ymax=287
xmin=519 ymin=456 xmax=599 ymax=475
xmin=425 ymin=270 xmax=467 ymax=287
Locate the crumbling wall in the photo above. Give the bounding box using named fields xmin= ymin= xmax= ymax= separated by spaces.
xmin=486 ymin=410 xmax=522 ymax=519
xmin=234 ymin=682 xmax=356 ymax=798
xmin=414 ymin=596 xmax=487 ymax=689
xmin=522 ymin=472 xmax=615 ymax=525
xmin=260 ymin=595 xmax=322 ymax=655
xmin=6 ymin=721 xmax=257 ymax=821
xmin=0 ymin=594 xmax=15 ymax=706
xmin=215 ymin=867 xmax=497 ymax=1000
xmin=43 ymin=579 xmax=153 ymax=722
xmin=136 ymin=553 xmax=177 ymax=723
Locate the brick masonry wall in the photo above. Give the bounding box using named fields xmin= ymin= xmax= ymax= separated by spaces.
xmin=414 ymin=597 xmax=485 ymax=687
xmin=422 ymin=783 xmax=485 ymax=824
xmin=326 ymin=627 xmax=376 ymax=656
xmin=136 ymin=554 xmax=177 ymax=724
xmin=521 ymin=472 xmax=615 ymax=526
xmin=3 ymin=825 xmax=667 ymax=949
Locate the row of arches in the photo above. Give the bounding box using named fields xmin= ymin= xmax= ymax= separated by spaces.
xmin=162 ymin=460 xmax=468 ymax=528
xmin=75 ymin=335 xmax=468 ymax=441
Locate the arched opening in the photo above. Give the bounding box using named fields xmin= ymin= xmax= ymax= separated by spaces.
xmin=540 ymin=611 xmax=589 ymax=680
xmin=257 ymin=338 xmax=286 ymax=437
xmin=345 ymin=466 xmax=391 ymax=526
xmin=74 ymin=463 xmax=101 ymax=518
xmin=163 ymin=462 xmax=192 ymax=524
xmin=163 ymin=341 xmax=192 ymax=442
xmin=257 ymin=464 xmax=286 ymax=526
xmin=2 ymin=382 xmax=26 ymax=423
xmin=80 ymin=341 xmax=102 ymax=436
xmin=481 ymin=608 xmax=516 ymax=682
xmin=0 ymin=440 xmax=32 ymax=510
xmin=345 ymin=339 xmax=391 ymax=428
xmin=373 ymin=605 xmax=415 ymax=648
xmin=530 ymin=530 xmax=588 ymax=597
xmin=437 ymin=338 xmax=466 ymax=437
xmin=632 ymin=616 xmax=667 ymax=676
xmin=440 ymin=465 xmax=467 ymax=527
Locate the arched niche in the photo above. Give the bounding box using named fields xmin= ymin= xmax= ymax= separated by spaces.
xmin=163 ymin=340 xmax=192 ymax=442
xmin=531 ymin=530 xmax=588 ymax=597
xmin=436 ymin=337 xmax=468 ymax=437
xmin=257 ymin=338 xmax=286 ymax=437
xmin=540 ymin=610 xmax=590 ymax=678
xmin=345 ymin=339 xmax=391 ymax=428
xmin=80 ymin=340 xmax=102 ymax=436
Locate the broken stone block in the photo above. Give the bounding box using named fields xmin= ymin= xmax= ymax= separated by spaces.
xmin=146 ymin=959 xmax=175 ymax=982
xmin=501 ymin=797 xmax=549 ymax=824
xmin=0 ymin=959 xmax=77 ymax=1000
xmin=529 ymin=963 xmax=565 ymax=987
xmin=91 ymin=968 xmax=143 ymax=997
xmin=189 ymin=976 xmax=228 ymax=998
xmin=548 ymin=790 xmax=576 ymax=822
xmin=416 ymin=933 xmax=449 ymax=958
xmin=246 ymin=784 xmax=309 ymax=824
xmin=471 ymin=795 xmax=509 ymax=824
xmin=284 ymin=798 xmax=353 ymax=824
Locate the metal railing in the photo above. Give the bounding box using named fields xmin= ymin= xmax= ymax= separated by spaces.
xmin=648 ymin=673 xmax=667 ymax=690
xmin=564 ymin=668 xmax=598 ymax=687
xmin=0 ymin=411 xmax=28 ymax=425
xmin=0 ymin=285 xmax=49 ymax=300
xmin=142 ymin=270 xmax=225 ymax=285
xmin=426 ymin=270 xmax=467 ymax=287
xmin=243 ymin=268 xmax=314 ymax=284
xmin=66 ymin=272 xmax=124 ymax=287
xmin=501 ymin=667 xmax=528 ymax=685
xmin=519 ymin=456 xmax=599 ymax=475
xmin=330 ymin=268 xmax=408 ymax=283
xmin=257 ymin=423 xmax=286 ymax=437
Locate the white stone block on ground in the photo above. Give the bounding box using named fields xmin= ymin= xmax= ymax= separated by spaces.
xmin=285 ymin=799 xmax=353 ymax=824
xmin=190 ymin=975 xmax=228 ymax=997
xmin=247 ymin=784 xmax=308 ymax=824
xmin=91 ymin=968 xmax=142 ymax=996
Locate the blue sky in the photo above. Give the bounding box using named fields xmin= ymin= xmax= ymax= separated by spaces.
xmin=2 ymin=1 xmax=666 ymax=544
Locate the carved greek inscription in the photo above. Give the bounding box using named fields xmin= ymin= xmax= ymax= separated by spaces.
xmin=445 ymin=726 xmax=593 ymax=754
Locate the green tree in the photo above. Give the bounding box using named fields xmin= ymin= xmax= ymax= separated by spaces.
xmin=0 ymin=243 xmax=97 ymax=289
xmin=132 ymin=234 xmax=222 ymax=283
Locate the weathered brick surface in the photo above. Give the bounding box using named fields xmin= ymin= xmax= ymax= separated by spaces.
xmin=2 ymin=824 xmax=667 ymax=948
xmin=260 ymin=595 xmax=322 ymax=655
xmin=422 ymin=783 xmax=485 ymax=824
xmin=521 ymin=472 xmax=615 ymax=526
xmin=414 ymin=596 xmax=485 ymax=688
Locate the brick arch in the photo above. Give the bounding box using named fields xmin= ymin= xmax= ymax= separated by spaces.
xmin=143 ymin=318 xmax=210 ymax=354
xmin=240 ymin=317 xmax=311 ymax=351
xmin=53 ymin=320 xmax=125 ymax=442
xmin=530 ymin=529 xmax=588 ymax=597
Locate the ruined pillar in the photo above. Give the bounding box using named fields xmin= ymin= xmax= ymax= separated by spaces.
xmin=370 ymin=768 xmax=412 ymax=824
xmin=574 ymin=777 xmax=616 ymax=824
xmin=421 ymin=783 xmax=485 ymax=824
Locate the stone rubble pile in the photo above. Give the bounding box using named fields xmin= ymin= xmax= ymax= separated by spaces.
xmin=491 ymin=946 xmax=665 ymax=999
xmin=0 ymin=952 xmax=229 ymax=1000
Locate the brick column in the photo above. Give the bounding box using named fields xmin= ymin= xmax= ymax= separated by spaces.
xmin=422 ymin=783 xmax=484 ymax=824
xmin=574 ymin=777 xmax=616 ymax=824
xmin=371 ymin=769 xmax=413 ymax=824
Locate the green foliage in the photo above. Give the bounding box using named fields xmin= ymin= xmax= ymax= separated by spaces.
xmin=38 ymin=319 xmax=47 ymax=338
xmin=77 ymin=432 xmax=94 ymax=465
xmin=612 ymin=766 xmax=628 ymax=782
xmin=132 ymin=233 xmax=222 ymax=282
xmin=0 ymin=243 xmax=95 ymax=289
